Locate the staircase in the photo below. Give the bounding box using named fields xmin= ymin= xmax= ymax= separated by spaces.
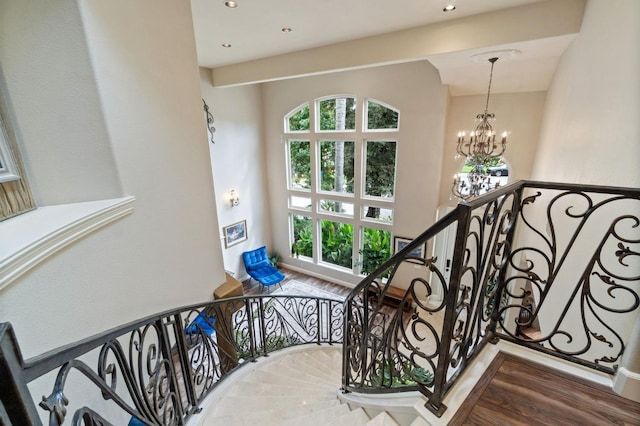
xmin=195 ymin=346 xmax=429 ymax=426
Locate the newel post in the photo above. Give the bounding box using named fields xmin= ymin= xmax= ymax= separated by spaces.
xmin=0 ymin=323 xmax=42 ymax=425
xmin=425 ymin=206 xmax=472 ymax=416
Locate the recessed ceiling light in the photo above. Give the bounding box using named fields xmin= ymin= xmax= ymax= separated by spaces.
xmin=443 ymin=4 xmax=456 ymax=12
xmin=222 ymin=43 xmax=231 ymax=48
xmin=224 ymin=1 xmax=238 ymax=8
xmin=282 ymin=27 xmax=292 ymax=33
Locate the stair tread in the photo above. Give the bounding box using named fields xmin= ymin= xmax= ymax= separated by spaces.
xmin=200 ymin=347 xmax=351 ymax=425
xmin=277 ymin=357 xmax=340 ymax=382
xmin=250 ymin=369 xmax=337 ymax=391
xmin=368 ymin=411 xmax=401 ymax=426
xmin=211 ymin=394 xmax=338 ymax=416
xmin=330 ymin=407 xmax=371 ymax=426
xmin=281 ymin=403 xmax=351 ymax=426
xmin=409 ymin=416 xmax=430 ymax=426
xmin=300 ymin=352 xmax=342 ymax=375
xmin=267 ymin=362 xmax=339 ymax=386
xmin=309 ymin=349 xmax=334 ymax=363
xmin=202 ymin=400 xmax=343 ymax=425
xmin=231 ymin=380 xmax=335 ymax=396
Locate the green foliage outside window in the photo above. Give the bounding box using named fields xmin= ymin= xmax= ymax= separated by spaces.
xmin=461 ymin=155 xmax=505 ymax=173
xmin=365 ymin=141 xmax=396 ymax=198
xmin=287 ymin=97 xmax=400 ymax=275
xmin=292 ymin=218 xmax=354 ymax=269
xmin=288 ymin=105 xmax=310 ymax=131
xmin=320 ymin=140 xmax=354 ymax=193
xmin=321 ymin=220 xmax=353 ymax=268
xmin=359 ymin=228 xmax=391 ymax=276
xmin=319 ymin=98 xmax=356 ymax=131
xmin=291 ymin=215 xmax=313 ymax=257
xmin=289 ymin=141 xmax=311 ymax=189
xmin=367 ymin=101 xmax=399 ymax=129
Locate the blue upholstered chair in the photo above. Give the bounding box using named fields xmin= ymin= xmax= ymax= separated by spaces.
xmin=242 ymin=246 xmax=285 ymax=292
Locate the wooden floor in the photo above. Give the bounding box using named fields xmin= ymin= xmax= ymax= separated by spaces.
xmin=450 ymin=352 xmax=640 ymax=426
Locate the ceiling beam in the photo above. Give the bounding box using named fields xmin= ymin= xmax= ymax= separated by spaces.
xmin=208 ymin=0 xmax=585 ymax=88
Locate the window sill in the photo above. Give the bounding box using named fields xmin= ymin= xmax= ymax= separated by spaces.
xmin=0 ymin=196 xmax=135 ymax=292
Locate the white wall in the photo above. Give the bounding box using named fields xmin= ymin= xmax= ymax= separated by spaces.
xmin=261 ymin=61 xmax=448 ymax=285
xmin=0 ymin=0 xmax=225 ymax=360
xmin=0 ymin=0 xmax=122 ymax=205
xmin=532 ymin=0 xmax=640 ymax=187
xmin=200 ymin=69 xmax=272 ymax=279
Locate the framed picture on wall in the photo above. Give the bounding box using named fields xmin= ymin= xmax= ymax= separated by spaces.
xmin=223 ymin=220 xmax=247 ymax=248
xmin=393 ymin=236 xmax=425 ymax=263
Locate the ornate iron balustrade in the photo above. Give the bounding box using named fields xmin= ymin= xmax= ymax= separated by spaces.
xmin=2 ymin=181 xmax=638 ymax=424
xmin=0 ymin=294 xmax=343 ymax=425
xmin=494 ymin=182 xmax=640 ymax=373
xmin=342 ymin=181 xmax=639 ymax=417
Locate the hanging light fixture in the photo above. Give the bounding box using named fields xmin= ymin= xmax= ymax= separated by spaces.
xmin=452 ymin=57 xmax=509 ymax=201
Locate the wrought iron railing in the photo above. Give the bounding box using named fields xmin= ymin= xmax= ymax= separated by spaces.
xmin=0 ymin=294 xmax=343 ymax=425
xmin=342 ymin=181 xmax=639 ymax=416
xmin=2 ymin=181 xmax=638 ymax=424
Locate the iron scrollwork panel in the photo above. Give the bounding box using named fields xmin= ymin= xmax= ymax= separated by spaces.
xmin=35 ymin=294 xmax=345 ymax=425
xmin=40 ymin=321 xmax=184 ymax=426
xmin=344 ymin=249 xmax=451 ymax=397
xmin=497 ymin=188 xmax=640 ymax=372
xmin=444 ymin=191 xmax=519 ymax=390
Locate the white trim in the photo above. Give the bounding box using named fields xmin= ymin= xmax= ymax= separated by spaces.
xmin=279 ymin=261 xmax=355 ymax=289
xmin=613 ymin=367 xmax=640 ymax=402
xmin=0 ymin=122 xmax=20 ymax=183
xmin=0 ymin=196 xmax=136 ymax=292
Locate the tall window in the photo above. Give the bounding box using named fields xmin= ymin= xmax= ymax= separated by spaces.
xmin=286 ymin=97 xmax=399 ymax=276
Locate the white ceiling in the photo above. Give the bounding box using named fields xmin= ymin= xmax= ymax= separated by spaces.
xmin=190 ymin=0 xmax=581 ymax=94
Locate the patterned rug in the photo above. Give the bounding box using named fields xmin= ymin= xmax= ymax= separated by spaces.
xmin=270 ymin=279 xmax=345 ymax=301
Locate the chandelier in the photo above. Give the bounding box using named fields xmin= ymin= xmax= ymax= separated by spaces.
xmin=452 ymin=57 xmax=508 ymax=201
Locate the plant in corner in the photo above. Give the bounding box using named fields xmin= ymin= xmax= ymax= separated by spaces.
xmin=370 ymin=359 xmax=434 ymax=388
xmin=269 ymin=252 xmax=280 ymax=267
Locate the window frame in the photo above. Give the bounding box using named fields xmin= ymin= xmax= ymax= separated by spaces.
xmin=362 ymin=139 xmax=398 ymax=201
xmin=284 ymin=95 xmax=399 ymax=276
xmin=364 ymin=98 xmax=400 ymax=132
xmin=0 ymin=87 xmax=35 ymax=221
xmin=315 ymin=95 xmax=358 ymax=133
xmin=284 ymin=102 xmax=311 ymax=134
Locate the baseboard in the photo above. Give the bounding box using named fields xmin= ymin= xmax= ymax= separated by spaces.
xmin=278 ymin=262 xmax=356 ymax=289
xmin=613 ymin=367 xmax=640 ymax=403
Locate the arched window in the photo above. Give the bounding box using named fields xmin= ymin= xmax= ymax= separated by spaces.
xmin=285 ymin=96 xmax=399 ymax=276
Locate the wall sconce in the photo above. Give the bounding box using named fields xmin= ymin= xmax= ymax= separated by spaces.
xmin=229 ymin=189 xmax=240 ymax=207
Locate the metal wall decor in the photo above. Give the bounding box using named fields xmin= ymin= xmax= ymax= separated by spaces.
xmin=452 ymin=57 xmax=509 ymax=201
xmin=203 ymin=98 xmax=215 ymax=144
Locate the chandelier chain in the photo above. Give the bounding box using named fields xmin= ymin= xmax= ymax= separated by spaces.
xmin=484 ymin=57 xmax=498 ymax=114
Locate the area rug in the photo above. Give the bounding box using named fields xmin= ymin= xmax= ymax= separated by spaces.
xmin=270 ymin=279 xmax=345 ymax=301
